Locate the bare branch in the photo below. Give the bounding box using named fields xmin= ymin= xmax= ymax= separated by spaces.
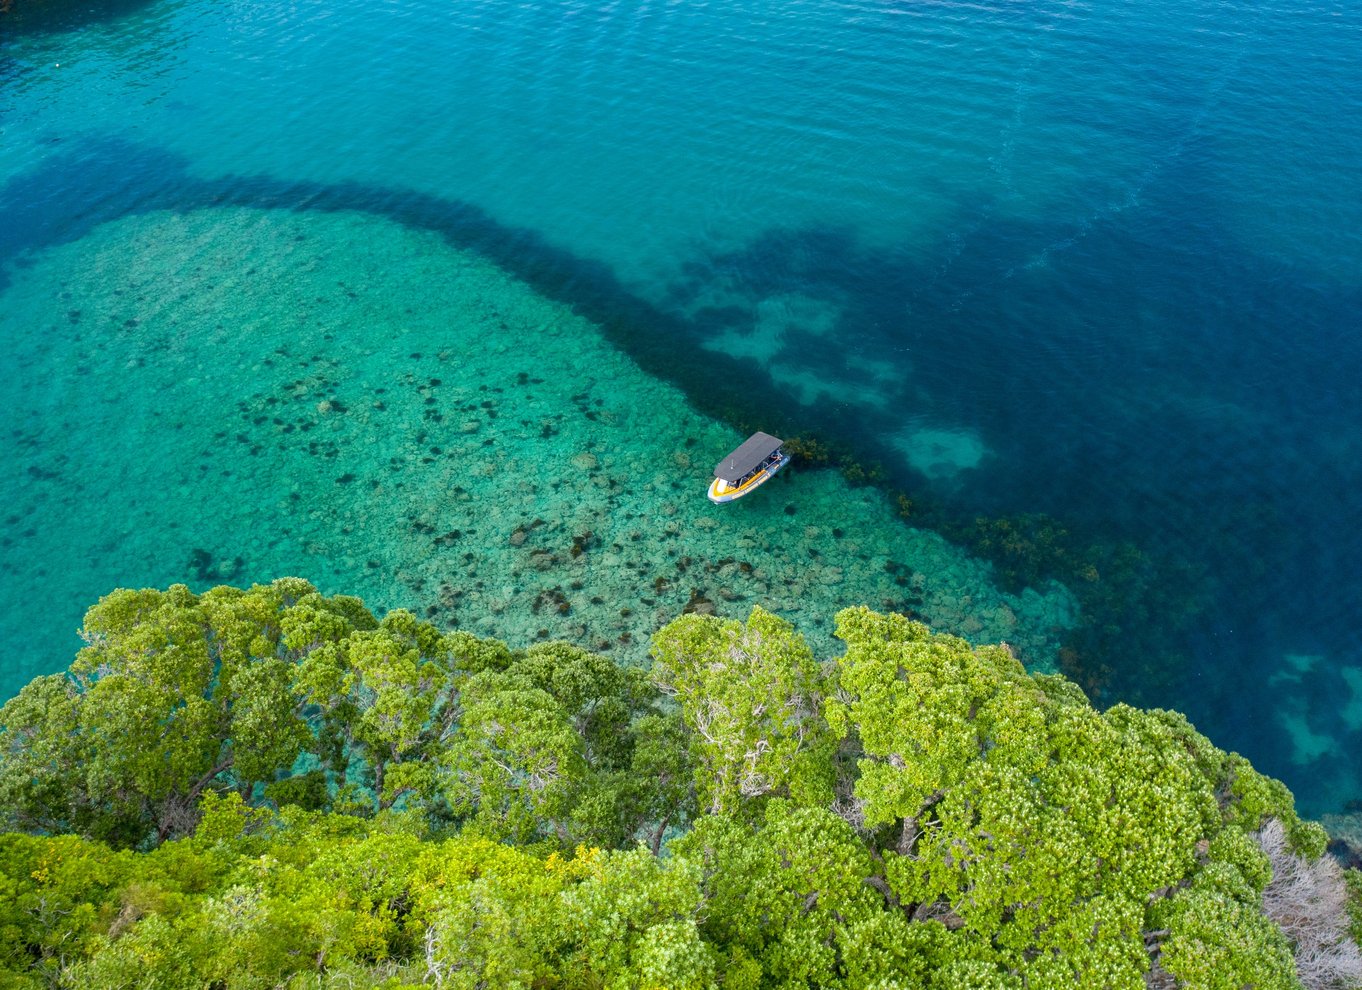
xmin=1257 ymin=818 xmax=1362 ymax=990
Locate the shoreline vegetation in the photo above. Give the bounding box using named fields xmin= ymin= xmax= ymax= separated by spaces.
xmin=2 ymin=579 xmax=1360 ymax=987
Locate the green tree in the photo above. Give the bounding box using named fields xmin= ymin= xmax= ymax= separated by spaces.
xmin=826 ymin=605 xmax=1317 ymax=987
xmin=414 ymin=833 xmax=578 ymax=990
xmin=296 ymin=609 xmax=459 ymax=810
xmin=0 ymin=582 xmax=315 ymax=845
xmin=441 ymin=669 xmax=588 ymax=843
xmin=0 ymin=580 xmax=521 ymax=843
xmin=674 ymin=801 xmax=885 ymax=989
xmin=651 ymin=606 xmax=835 ymax=817
xmin=439 ymin=640 xmax=690 ymax=849
xmin=562 ymin=846 xmax=715 ymax=990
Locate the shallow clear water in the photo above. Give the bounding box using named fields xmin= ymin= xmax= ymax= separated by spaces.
xmin=2 ymin=0 xmax=1360 ymax=814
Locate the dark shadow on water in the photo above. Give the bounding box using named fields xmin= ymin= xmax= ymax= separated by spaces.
xmin=3 ymin=136 xmax=1361 ymax=813
xmin=0 ymin=0 xmax=163 ymax=37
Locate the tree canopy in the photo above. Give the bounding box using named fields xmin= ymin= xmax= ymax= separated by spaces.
xmin=0 ymin=580 xmax=1352 ymax=988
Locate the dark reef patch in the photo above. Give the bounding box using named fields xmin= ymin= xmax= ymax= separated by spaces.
xmin=0 ymin=0 xmax=167 ymax=37
xmin=186 ymin=547 xmax=243 ymax=584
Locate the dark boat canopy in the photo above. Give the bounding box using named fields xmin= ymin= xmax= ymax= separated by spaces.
xmin=713 ymin=432 xmax=783 ymax=483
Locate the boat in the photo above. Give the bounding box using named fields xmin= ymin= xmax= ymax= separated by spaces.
xmin=708 ymin=432 xmax=790 ymax=504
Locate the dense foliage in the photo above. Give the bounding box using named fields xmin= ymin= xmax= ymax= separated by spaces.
xmin=0 ymin=579 xmax=1351 ymax=988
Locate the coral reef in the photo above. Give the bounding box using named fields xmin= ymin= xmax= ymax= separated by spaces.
xmin=0 ymin=207 xmax=1078 ymax=703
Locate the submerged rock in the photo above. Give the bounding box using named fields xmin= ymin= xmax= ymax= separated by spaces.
xmin=683 ymin=589 xmax=716 ymax=616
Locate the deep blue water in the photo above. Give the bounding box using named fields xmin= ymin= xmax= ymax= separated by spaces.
xmin=2 ymin=0 xmax=1361 ymax=814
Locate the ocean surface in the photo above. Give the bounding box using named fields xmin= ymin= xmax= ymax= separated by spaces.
xmin=1 ymin=0 xmax=1359 ymax=815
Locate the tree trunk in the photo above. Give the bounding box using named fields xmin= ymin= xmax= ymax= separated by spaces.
xmin=898 ymin=816 xmax=921 ymax=857
xmin=649 ymin=814 xmax=672 ymax=856
xmin=155 ymin=753 xmax=236 ymax=842
xmin=186 ymin=754 xmax=235 ymax=804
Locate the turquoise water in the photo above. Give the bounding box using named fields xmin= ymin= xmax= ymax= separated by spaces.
xmin=2 ymin=0 xmax=1360 ymax=814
